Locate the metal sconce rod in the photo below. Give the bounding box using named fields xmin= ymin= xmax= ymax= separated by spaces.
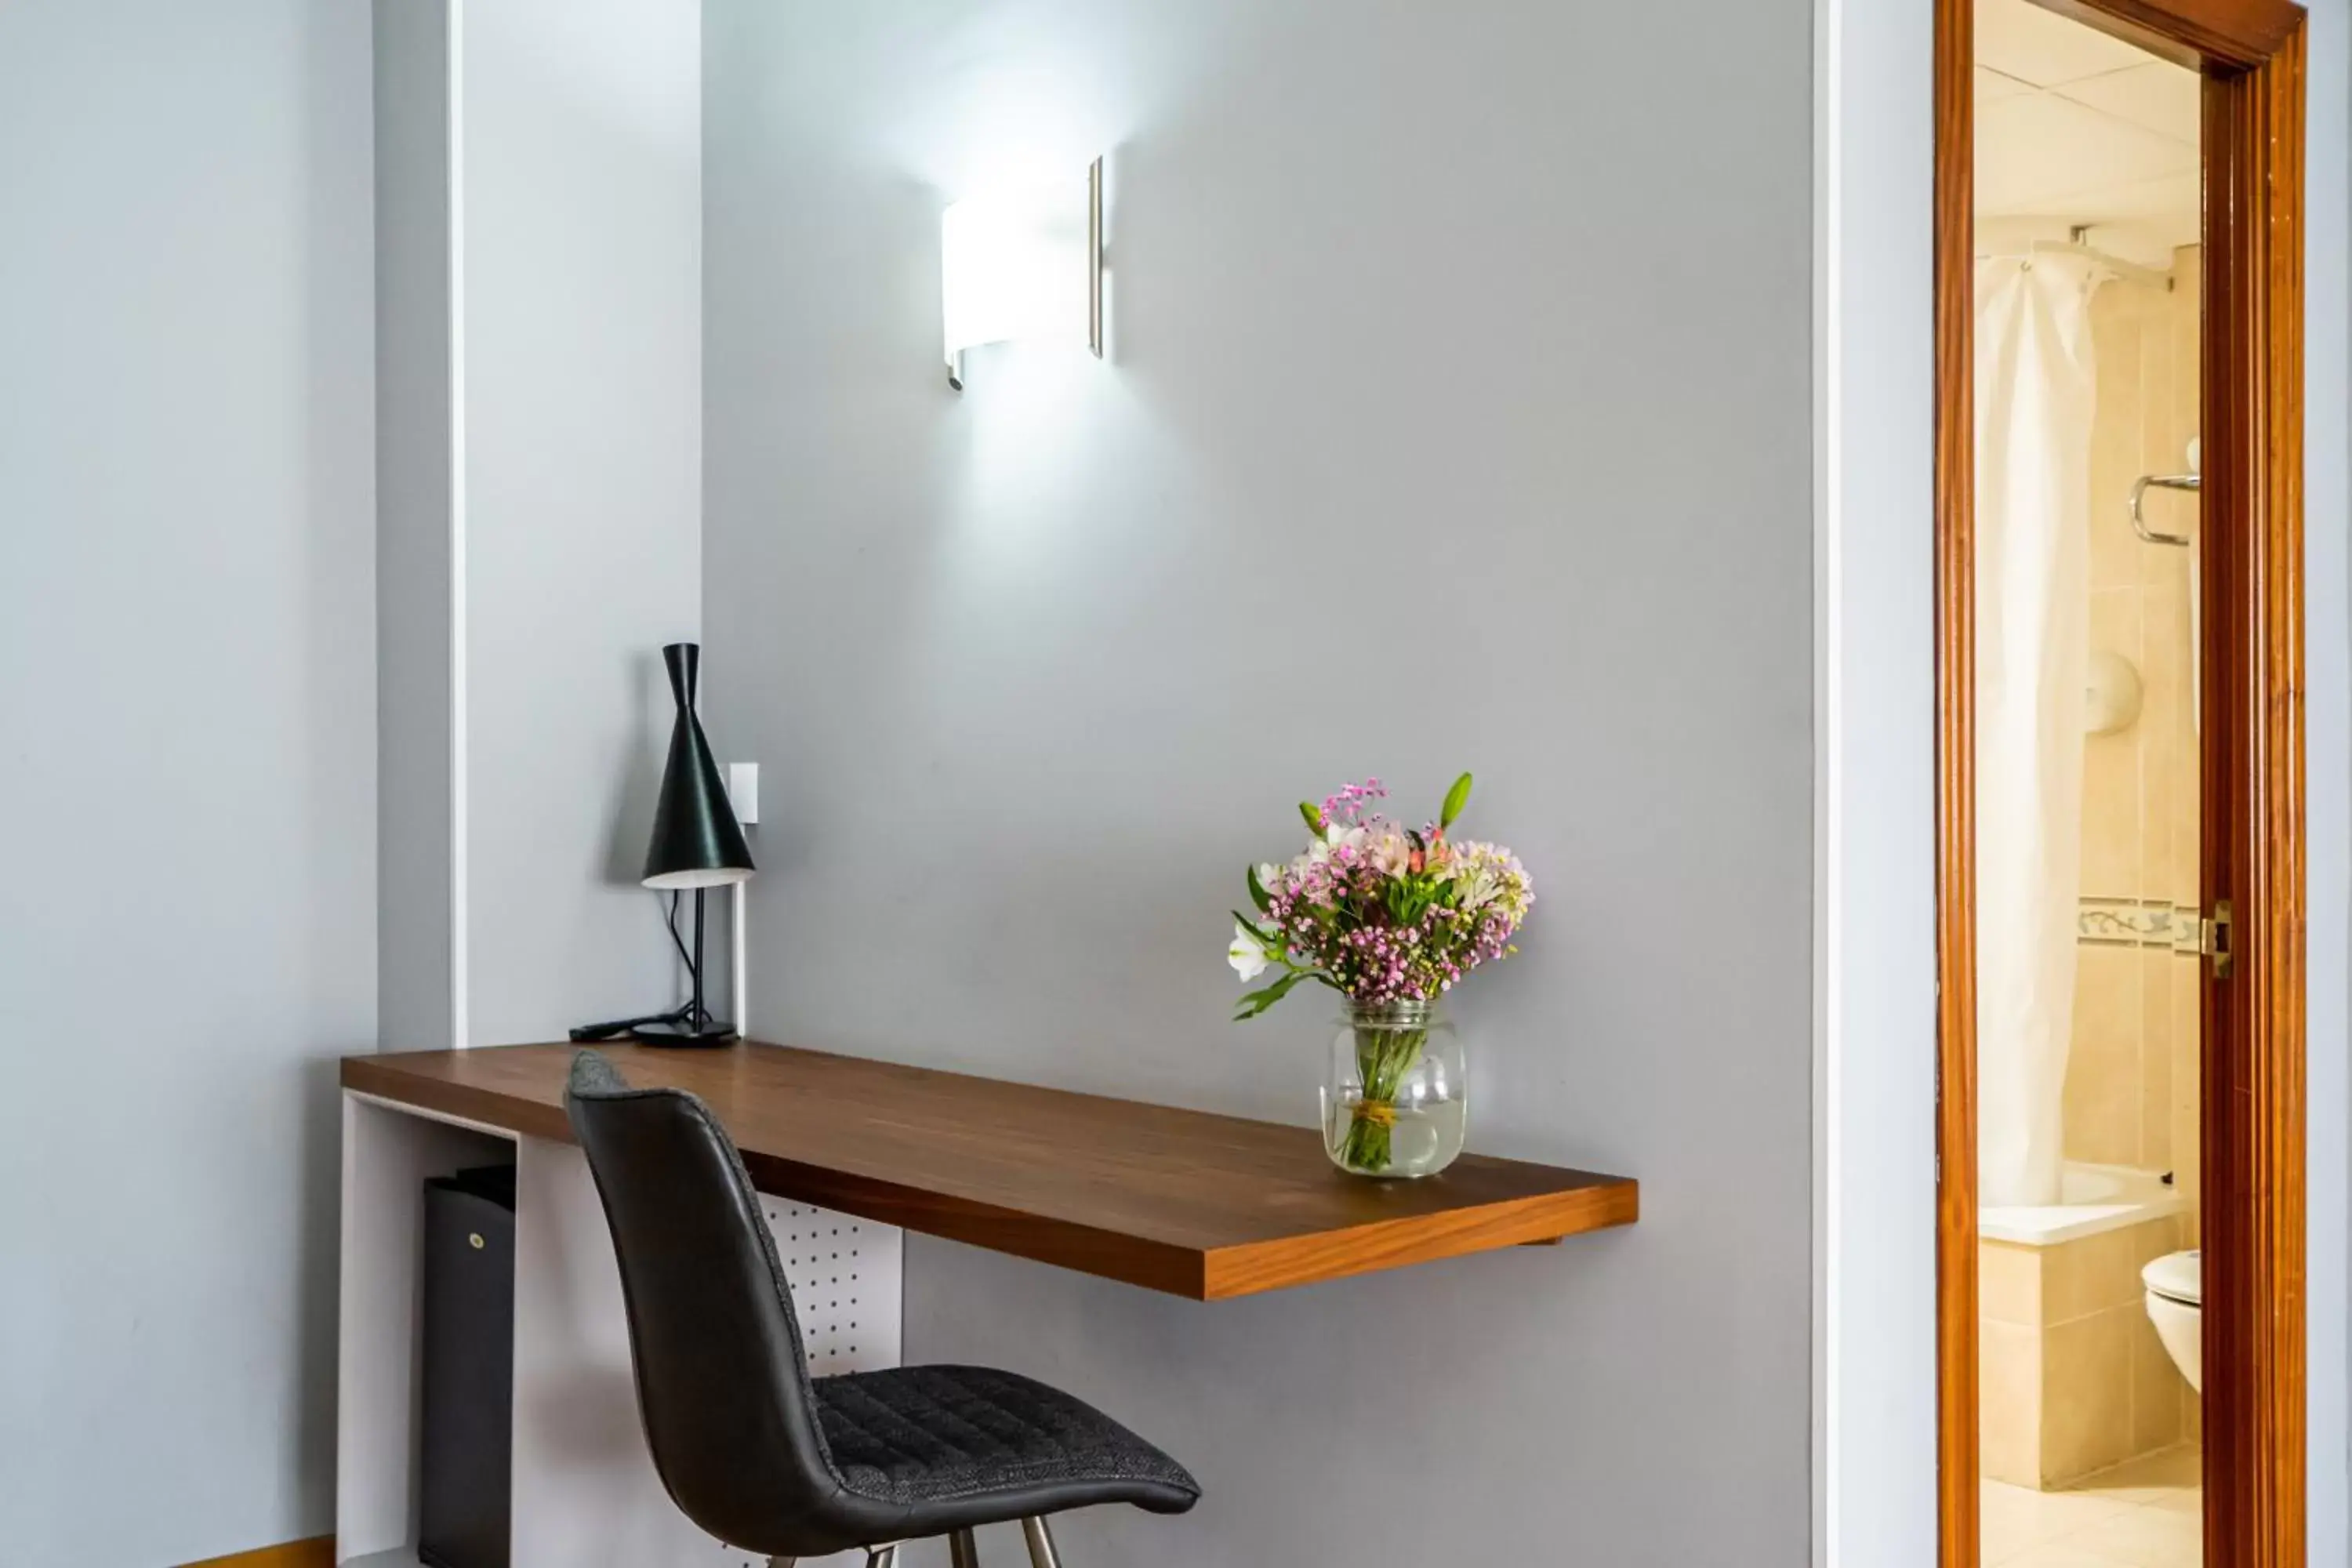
xmin=1087 ymin=157 xmax=1104 ymax=359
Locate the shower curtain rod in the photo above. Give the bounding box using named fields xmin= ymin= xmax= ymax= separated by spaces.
xmin=1975 ymin=239 xmax=2177 ymax=292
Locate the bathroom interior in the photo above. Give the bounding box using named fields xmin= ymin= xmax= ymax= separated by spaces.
xmin=1973 ymin=1 xmax=2206 ymax=1563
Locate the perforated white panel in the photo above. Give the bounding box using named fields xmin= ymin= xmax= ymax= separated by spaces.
xmin=695 ymin=1200 xmax=906 ymax=1568
xmin=760 ymin=1196 xmax=904 ymax=1376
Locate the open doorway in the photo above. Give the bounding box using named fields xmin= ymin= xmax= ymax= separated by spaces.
xmin=1934 ymin=0 xmax=2308 ymax=1563
xmin=1971 ymin=2 xmax=2205 ymax=1556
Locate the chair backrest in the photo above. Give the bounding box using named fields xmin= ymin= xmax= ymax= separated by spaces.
xmin=562 ymin=1051 xmax=848 ymax=1549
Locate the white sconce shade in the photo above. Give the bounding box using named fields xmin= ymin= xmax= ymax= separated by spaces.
xmin=942 ymin=158 xmax=1103 ymax=388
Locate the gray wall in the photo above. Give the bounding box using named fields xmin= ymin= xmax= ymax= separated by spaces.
xmin=376 ymin=0 xmax=456 ymax=1052
xmin=460 ymin=0 xmax=704 ymax=1046
xmin=374 ymin=0 xmax=704 ymax=1051
xmin=0 ymin=1 xmax=377 ymax=1563
xmin=700 ymin=2 xmax=1814 ymax=1563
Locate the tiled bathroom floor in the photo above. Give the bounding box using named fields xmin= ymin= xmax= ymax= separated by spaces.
xmin=1983 ymin=1445 xmax=2202 ymax=1567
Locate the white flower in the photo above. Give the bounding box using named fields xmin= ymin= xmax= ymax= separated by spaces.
xmin=1228 ymin=922 xmax=1272 ymax=982
xmin=1445 ymin=840 xmax=1532 ymax=918
xmin=1367 ymin=827 xmax=1414 ymax=876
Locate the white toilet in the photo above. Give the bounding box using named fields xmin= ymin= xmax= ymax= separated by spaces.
xmin=2143 ymin=1248 xmax=2202 ymax=1394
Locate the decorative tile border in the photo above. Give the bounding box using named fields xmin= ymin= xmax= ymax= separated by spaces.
xmin=2078 ymin=896 xmax=2197 ymax=952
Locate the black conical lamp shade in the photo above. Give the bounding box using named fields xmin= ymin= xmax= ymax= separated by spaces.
xmin=642 ymin=643 xmax=754 ymax=888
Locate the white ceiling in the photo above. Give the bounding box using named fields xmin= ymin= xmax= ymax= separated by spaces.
xmin=1976 ymin=0 xmax=2200 ymax=260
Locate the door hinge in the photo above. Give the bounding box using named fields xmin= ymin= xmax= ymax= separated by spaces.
xmin=2199 ymin=899 xmax=2234 ymax=979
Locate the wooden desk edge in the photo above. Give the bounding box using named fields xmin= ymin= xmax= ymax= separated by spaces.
xmin=340 ymin=1055 xmax=1213 ymax=1294
xmin=1201 ymin=1178 xmax=1639 ymax=1298
xmin=340 ymin=1053 xmax=1638 ymax=1302
xmin=343 ymin=1054 xmax=573 ymax=1142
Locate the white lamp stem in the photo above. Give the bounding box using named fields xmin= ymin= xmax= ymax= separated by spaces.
xmin=731 ymin=880 xmax=748 ymax=1037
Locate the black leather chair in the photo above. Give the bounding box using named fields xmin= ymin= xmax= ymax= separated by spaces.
xmin=562 ymin=1051 xmax=1199 ymax=1567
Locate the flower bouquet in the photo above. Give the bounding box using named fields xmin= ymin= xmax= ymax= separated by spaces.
xmin=1229 ymin=774 xmax=1533 ymax=1176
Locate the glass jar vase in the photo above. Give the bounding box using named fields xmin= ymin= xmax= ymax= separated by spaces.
xmin=1321 ymin=1000 xmax=1466 ymax=1178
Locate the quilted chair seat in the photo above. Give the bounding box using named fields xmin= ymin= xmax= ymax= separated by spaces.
xmin=816 ymin=1363 xmax=1200 ymax=1508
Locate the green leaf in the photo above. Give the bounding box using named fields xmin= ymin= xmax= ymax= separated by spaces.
xmin=1440 ymin=771 xmax=1474 ymax=829
xmin=1232 ymin=910 xmax=1275 ymax=946
xmin=1247 ymin=863 xmax=1274 ymax=913
xmin=1232 ymin=969 xmax=1312 ymax=1021
xmin=1299 ymin=800 xmax=1327 ymax=837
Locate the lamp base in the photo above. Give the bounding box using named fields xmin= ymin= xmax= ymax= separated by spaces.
xmin=629 ymin=1018 xmax=739 ymax=1048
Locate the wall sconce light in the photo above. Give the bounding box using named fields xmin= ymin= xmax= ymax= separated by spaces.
xmin=942 ymin=158 xmax=1103 ymax=390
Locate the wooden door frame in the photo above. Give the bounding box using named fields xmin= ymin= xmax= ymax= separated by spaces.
xmin=1935 ymin=1 xmax=2308 ymax=1565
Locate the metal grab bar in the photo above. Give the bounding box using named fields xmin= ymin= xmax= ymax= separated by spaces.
xmin=2129 ymin=473 xmax=2198 ymax=546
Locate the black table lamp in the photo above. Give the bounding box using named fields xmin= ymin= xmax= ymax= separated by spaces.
xmin=572 ymin=642 xmax=754 ymax=1047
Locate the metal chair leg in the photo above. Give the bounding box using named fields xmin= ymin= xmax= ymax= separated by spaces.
xmin=767 ymin=1559 xmax=796 ymax=1568
xmin=866 ymin=1548 xmax=900 ymax=1568
xmin=1020 ymin=1516 xmax=1062 ymax=1568
xmin=949 ymin=1527 xmax=983 ymax=1568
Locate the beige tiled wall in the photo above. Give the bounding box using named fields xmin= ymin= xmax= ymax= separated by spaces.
xmin=2067 ymin=247 xmax=2201 ymax=1244
xmin=1980 ymin=1217 xmax=2190 ymax=1488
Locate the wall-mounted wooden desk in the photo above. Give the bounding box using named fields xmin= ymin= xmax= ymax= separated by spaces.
xmin=337 ymin=1040 xmax=1633 ymax=1565
xmin=343 ymin=1039 xmax=1635 ymax=1301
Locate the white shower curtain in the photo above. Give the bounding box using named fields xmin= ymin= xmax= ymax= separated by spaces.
xmin=1976 ymin=256 xmax=2099 ymax=1208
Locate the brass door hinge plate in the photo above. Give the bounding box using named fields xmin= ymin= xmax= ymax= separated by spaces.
xmin=2200 ymin=899 xmax=2234 ymax=979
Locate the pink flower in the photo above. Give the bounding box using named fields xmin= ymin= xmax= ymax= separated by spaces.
xmin=1234 ymin=775 xmax=1534 ymax=1015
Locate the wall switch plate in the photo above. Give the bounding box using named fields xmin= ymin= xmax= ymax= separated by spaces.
xmin=726 ymin=761 xmax=759 ymax=825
